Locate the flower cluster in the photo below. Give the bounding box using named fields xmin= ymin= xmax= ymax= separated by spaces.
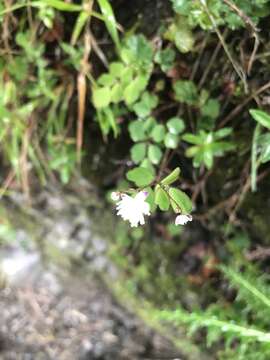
xmin=111 ymin=191 xmax=192 ymax=228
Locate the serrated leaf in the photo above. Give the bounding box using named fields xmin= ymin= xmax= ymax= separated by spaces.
xmin=148 ymin=144 xmax=162 ymax=164
xmin=169 ymin=187 xmax=192 ymax=214
xmin=126 ymin=167 xmax=155 ymax=186
xmin=161 ymin=167 xmax=180 ymax=185
xmin=154 ymin=185 xmax=170 ymax=211
xmin=131 ymin=143 xmax=146 ymax=164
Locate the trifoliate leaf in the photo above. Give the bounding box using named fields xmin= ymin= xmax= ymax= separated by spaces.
xmin=154 ymin=185 xmax=170 ymax=211
xmin=161 ymin=167 xmax=180 ymax=185
xmin=169 ymin=187 xmax=192 ymax=214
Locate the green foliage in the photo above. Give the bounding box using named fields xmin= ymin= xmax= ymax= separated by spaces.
xmin=173 ymin=80 xmax=199 ymax=105
xmin=154 ymin=264 xmax=270 ymax=359
xmin=154 ymin=47 xmax=176 ymax=72
xmin=126 ymin=167 xmax=155 ymax=187
xmin=183 ymin=128 xmax=235 ymax=169
xmin=171 ymin=0 xmax=270 ymax=30
xmin=250 ymin=109 xmax=270 ymax=191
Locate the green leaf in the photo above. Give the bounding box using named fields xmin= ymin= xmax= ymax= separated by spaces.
xmin=161 ymin=167 xmax=181 ymax=186
xmin=98 ymin=73 xmax=115 ymax=86
xmin=128 ymin=120 xmax=146 ymax=142
xmin=182 ymin=133 xmax=202 ymax=145
xmin=173 ymin=80 xmax=198 ymax=105
xmin=250 ymin=109 xmax=270 ymax=130
xmin=164 ymin=133 xmax=179 ymax=149
xmin=203 ymin=150 xmax=214 ymax=169
xmin=71 ymin=11 xmax=89 ymax=44
xmin=201 ymin=98 xmax=220 ymax=119
xmin=259 ymin=134 xmax=270 ymax=163
xmin=148 ymin=144 xmax=162 ymax=164
xmin=111 ymin=83 xmax=123 ymax=103
xmin=126 ymin=167 xmax=155 ymax=187
xmin=92 ymin=87 xmax=111 ymax=108
xmin=169 ymin=187 xmax=192 ymax=214
xmin=151 ymin=124 xmax=166 ymax=142
xmin=167 ymin=117 xmax=185 ymax=134
xmin=143 ymin=116 xmax=157 ymax=133
xmin=123 ymin=74 xmax=148 ymax=105
xmin=96 ymin=107 xmax=118 ymax=137
xmin=121 ymin=35 xmax=153 ymax=68
xmin=133 ymin=92 xmax=158 ymax=118
xmin=154 ymin=185 xmax=170 ymax=211
xmin=251 ymin=123 xmax=261 ymax=192
xmin=154 ymin=48 xmax=176 ymax=72
xmin=145 ymin=186 xmax=156 ymax=212
xmin=109 ymin=62 xmax=125 ymax=76
xmin=131 ymin=143 xmax=146 ymax=164
xmin=42 ymin=0 xmax=82 ymax=11
xmin=97 ymin=0 xmax=120 ymax=50
xmin=174 ymin=27 xmax=194 ymax=53
xmin=141 ymin=158 xmax=156 ymax=176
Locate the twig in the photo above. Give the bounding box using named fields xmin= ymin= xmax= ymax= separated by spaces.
xmin=76 ymin=19 xmax=92 ymax=163
xmin=199 ymin=0 xmax=248 ymax=93
xmin=219 ymin=80 xmax=270 ymax=128
xmin=223 ymin=0 xmax=260 ymax=74
xmin=198 ymin=31 xmax=226 ymax=89
xmin=190 ymin=33 xmax=209 ymax=82
xmin=223 ymin=0 xmax=259 ymax=33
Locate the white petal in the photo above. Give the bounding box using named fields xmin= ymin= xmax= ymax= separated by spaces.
xmin=175 ymin=214 xmax=192 ymax=225
xmin=111 ymin=191 xmax=120 ymax=201
xmin=115 ymin=191 xmax=151 ymax=227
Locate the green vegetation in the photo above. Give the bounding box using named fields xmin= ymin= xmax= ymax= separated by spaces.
xmin=1 ymin=0 xmax=270 ymax=358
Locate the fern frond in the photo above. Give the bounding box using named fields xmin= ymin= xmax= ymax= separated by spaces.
xmin=220 ymin=265 xmax=270 ymax=319
xmin=157 ymin=308 xmax=270 ymax=344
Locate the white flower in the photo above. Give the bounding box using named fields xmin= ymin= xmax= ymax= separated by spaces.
xmin=175 ymin=214 xmax=192 ymax=225
xmin=111 ymin=191 xmax=120 ymax=201
xmin=116 ymin=191 xmax=150 ymax=227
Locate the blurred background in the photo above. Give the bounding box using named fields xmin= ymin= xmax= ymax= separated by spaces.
xmin=1 ymin=0 xmax=270 ymax=359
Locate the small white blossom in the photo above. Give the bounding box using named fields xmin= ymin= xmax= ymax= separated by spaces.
xmin=175 ymin=214 xmax=192 ymax=225
xmin=111 ymin=191 xmax=120 ymax=201
xmin=116 ymin=191 xmax=150 ymax=227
